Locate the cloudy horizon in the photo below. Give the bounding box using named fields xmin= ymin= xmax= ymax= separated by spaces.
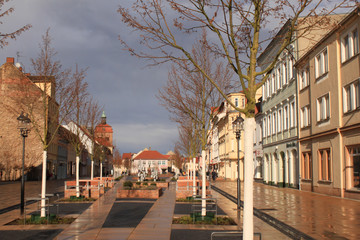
xmin=0 ymin=0 xmax=178 ymax=155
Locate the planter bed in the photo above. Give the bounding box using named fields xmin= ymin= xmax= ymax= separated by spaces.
xmin=64 ymin=180 xmax=104 ymax=199
xmin=155 ymin=182 xmax=169 ymax=188
xmin=131 ymin=181 xmax=169 ymax=189
xmin=117 ymin=187 xmax=162 ymax=199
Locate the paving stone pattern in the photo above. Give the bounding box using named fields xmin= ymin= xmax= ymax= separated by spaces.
xmin=103 ymin=201 xmax=154 ymax=228
xmin=1 ymin=179 xmax=360 ymax=239
xmin=0 ymin=229 xmax=63 ymax=240
xmin=174 ymin=202 xmax=226 ymax=215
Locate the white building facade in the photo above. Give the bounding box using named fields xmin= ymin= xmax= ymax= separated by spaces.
xmin=259 ymin=44 xmax=300 ymax=188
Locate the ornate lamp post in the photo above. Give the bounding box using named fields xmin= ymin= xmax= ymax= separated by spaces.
xmin=233 ymin=115 xmax=244 ymax=210
xmin=17 ymin=112 xmax=31 ymax=215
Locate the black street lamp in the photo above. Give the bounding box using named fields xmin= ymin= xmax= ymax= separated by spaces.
xmin=17 ymin=112 xmax=31 ymax=215
xmin=233 ymin=115 xmax=244 ymax=210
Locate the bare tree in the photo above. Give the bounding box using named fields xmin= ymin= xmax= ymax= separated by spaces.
xmin=172 ymin=145 xmax=184 ymax=170
xmin=94 ymin=145 xmax=110 ymax=180
xmin=63 ymin=66 xmax=89 ymax=198
xmin=85 ymin=97 xmax=103 ymax=180
xmin=8 ymin=29 xmax=72 ymax=217
xmin=0 ymin=0 xmax=32 ymax=180
xmin=118 ymin=1 xmax=356 ymax=237
xmin=158 ymin=31 xmax=232 ymax=154
xmin=113 ymin=147 xmax=122 ymax=166
xmin=0 ymin=0 xmax=31 ymax=48
xmin=176 ymin=119 xmax=200 ymax=170
xmin=122 ymin=154 xmax=131 ymax=172
xmin=158 ymin=31 xmax=232 ymax=214
xmin=112 ymin=147 xmax=121 ymax=177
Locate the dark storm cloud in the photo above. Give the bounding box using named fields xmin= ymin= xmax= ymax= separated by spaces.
xmin=0 ymin=0 xmax=178 ymax=154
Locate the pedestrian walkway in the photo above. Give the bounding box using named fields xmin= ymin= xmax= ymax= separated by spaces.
xmin=211 ymin=183 xmax=290 ymax=239
xmin=55 ymin=181 xmax=176 ymax=240
xmin=54 ymin=180 xmax=288 ymax=240
xmin=0 ymin=179 xmax=65 ymax=227
xmin=127 ymin=182 xmax=176 ymax=240
xmin=3 ymin=178 xmax=358 ymax=240
xmin=213 ymin=180 xmax=360 ymax=240
xmin=0 ymin=179 xmax=65 ymax=213
xmin=55 ymin=182 xmax=121 ymax=240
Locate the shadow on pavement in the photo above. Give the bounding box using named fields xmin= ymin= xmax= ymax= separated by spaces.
xmin=102 ymin=201 xmax=154 ymax=228
xmin=0 ymin=229 xmax=62 ymax=240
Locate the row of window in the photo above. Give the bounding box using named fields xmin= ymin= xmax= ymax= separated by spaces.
xmin=262 ymin=54 xmax=295 ymax=99
xmin=302 ymin=149 xmax=331 ymax=181
xmin=299 ymin=79 xmax=360 ymax=128
xmin=268 ymin=27 xmax=359 ymax=128
xmin=315 ymin=27 xmax=359 ymax=81
xmin=262 ymin=101 xmax=296 ymax=137
xmin=138 ymin=160 xmax=167 ymax=166
xmin=302 ymin=146 xmax=360 ymax=189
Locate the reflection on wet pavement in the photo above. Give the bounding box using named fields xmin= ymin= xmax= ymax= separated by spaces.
xmin=214 ymin=181 xmax=360 ymax=240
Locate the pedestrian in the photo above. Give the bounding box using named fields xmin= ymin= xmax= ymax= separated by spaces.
xmin=212 ymin=171 xmax=216 ymax=181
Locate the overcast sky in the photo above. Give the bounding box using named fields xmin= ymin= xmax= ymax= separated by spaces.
xmin=1 ymin=0 xmax=178 ymax=154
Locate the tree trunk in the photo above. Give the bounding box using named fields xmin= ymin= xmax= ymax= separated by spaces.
xmin=40 ymin=150 xmax=47 ymax=217
xmin=100 ymin=162 xmax=103 ymax=181
xmin=201 ymin=150 xmax=206 ymax=216
xmin=76 ymin=155 xmax=80 ymax=198
xmin=243 ymin=117 xmax=255 ymax=239
xmin=187 ymin=160 xmax=190 ymax=180
xmin=192 ymin=157 xmax=196 ymax=197
xmin=91 ymin=160 xmax=94 ymax=180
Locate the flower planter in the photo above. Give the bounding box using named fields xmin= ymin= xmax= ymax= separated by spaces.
xmin=156 ymin=182 xmax=169 ymax=188
xmin=117 ymin=187 xmax=162 ymax=199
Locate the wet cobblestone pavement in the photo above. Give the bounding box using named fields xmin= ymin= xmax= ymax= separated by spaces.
xmin=0 ymin=180 xmax=65 ymax=214
xmin=213 ymin=180 xmax=360 ymax=240
xmin=1 ymin=179 xmax=359 ymax=239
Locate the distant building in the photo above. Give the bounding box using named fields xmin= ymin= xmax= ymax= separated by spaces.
xmin=95 ymin=111 xmax=114 ymax=175
xmin=208 ymin=90 xmax=261 ymax=181
xmin=253 ymin=100 xmax=263 ymax=180
xmin=113 ymin=152 xmax=132 ymax=178
xmin=95 ymin=111 xmax=114 ymax=153
xmin=132 ymin=150 xmax=169 ymax=174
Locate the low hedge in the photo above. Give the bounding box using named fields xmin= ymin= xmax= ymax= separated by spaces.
xmin=123 ymin=181 xmax=133 ymax=188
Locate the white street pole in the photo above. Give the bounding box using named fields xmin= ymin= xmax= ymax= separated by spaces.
xmin=243 ymin=118 xmax=255 ymax=240
xmin=187 ymin=159 xmax=190 ymax=180
xmin=201 ymin=150 xmax=206 ymax=216
xmin=76 ymin=155 xmax=80 ymax=198
xmin=91 ymin=160 xmax=94 ymax=180
xmin=40 ymin=150 xmax=47 ymax=217
xmin=100 ymin=161 xmax=103 ymax=180
xmin=193 ymin=157 xmax=196 ymax=197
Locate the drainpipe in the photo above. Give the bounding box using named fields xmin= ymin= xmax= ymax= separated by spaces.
xmin=336 ymin=32 xmax=345 ymax=198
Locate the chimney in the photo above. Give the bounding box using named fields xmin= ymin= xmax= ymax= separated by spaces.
xmin=6 ymin=57 xmax=14 ymax=64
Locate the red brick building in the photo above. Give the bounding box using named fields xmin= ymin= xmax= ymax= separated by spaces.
xmin=0 ymin=57 xmax=57 ymax=180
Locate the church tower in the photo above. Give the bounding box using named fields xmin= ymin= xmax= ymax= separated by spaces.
xmin=95 ymin=111 xmax=114 ymax=152
xmin=101 ymin=111 xmax=107 ymax=124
